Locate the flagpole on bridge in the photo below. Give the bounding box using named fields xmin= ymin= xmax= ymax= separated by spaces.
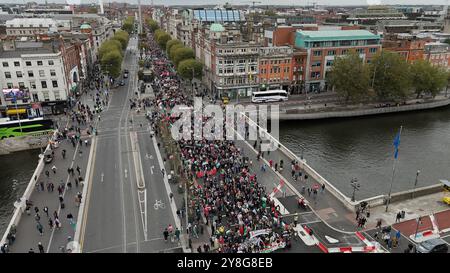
xmin=385 ymin=126 xmax=403 ymax=212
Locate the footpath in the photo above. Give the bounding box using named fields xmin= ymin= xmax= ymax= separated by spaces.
xmin=3 ymin=88 xmax=100 ymax=253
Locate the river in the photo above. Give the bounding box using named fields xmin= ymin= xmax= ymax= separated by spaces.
xmin=0 ymin=149 xmax=40 ymax=236
xmin=279 ymin=106 xmax=450 ymax=200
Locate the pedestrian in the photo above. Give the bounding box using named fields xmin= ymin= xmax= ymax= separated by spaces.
xmin=169 ymin=192 xmax=173 ymax=202
xmin=67 ymin=180 xmax=72 ymax=190
xmin=43 ymin=206 xmax=49 ymax=217
xmin=36 ymin=222 xmax=43 ymax=236
xmin=53 ymin=210 xmax=58 ymax=219
xmin=34 ymin=206 xmax=39 ymax=214
xmin=28 ymin=248 xmax=35 ymax=253
xmin=175 ymin=228 xmax=180 ymax=242
xmin=76 ymin=166 xmax=81 ymax=175
xmin=48 ymin=218 xmax=54 ymax=230
xmin=67 ymin=213 xmax=74 ymax=225
xmin=376 ymin=219 xmax=382 ymax=230
xmin=45 ymin=170 xmax=50 ymax=178
xmin=395 ymin=212 xmax=402 ymax=223
xmin=35 ymin=213 xmax=40 ymax=222
xmin=52 ymin=165 xmax=57 ymax=174
xmin=75 ymin=178 xmax=79 ymax=188
xmin=38 ymin=242 xmax=45 ymax=253
xmin=62 ymin=149 xmax=66 ymax=159
xmin=55 ymin=218 xmax=61 ymax=229
xmin=161 ymin=168 xmax=165 ymax=177
xmin=321 ymin=183 xmax=325 ymax=193
xmin=163 ymin=228 xmax=169 ymax=242
xmin=307 ymin=188 xmax=311 ymax=197
xmin=197 ymin=245 xmax=202 ymax=253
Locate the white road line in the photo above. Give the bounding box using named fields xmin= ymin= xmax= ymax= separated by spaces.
xmin=101 ymin=173 xmax=104 ymax=182
xmin=86 ymin=241 xmax=138 ymax=253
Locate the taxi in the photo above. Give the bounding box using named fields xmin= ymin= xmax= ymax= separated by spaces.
xmin=443 ymin=196 xmax=450 ymax=205
xmin=221 ymin=96 xmax=230 ymax=105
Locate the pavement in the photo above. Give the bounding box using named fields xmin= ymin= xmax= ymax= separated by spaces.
xmin=6 ymin=84 xmax=97 ymax=253
xmin=80 ymin=36 xmax=182 ymax=253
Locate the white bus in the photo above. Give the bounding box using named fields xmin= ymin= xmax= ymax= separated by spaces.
xmin=251 ymin=90 xmax=288 ymax=103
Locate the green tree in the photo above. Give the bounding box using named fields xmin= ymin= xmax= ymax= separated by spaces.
xmin=166 ymin=39 xmax=182 ymax=54
xmin=101 ymin=50 xmax=123 ymax=78
xmin=169 ymin=43 xmax=183 ymax=60
xmin=99 ymin=40 xmax=122 ymax=60
xmin=157 ymin=33 xmax=171 ymax=50
xmin=112 ymin=30 xmax=129 ymax=50
xmin=410 ymin=60 xmax=448 ymax=98
xmin=328 ymin=52 xmax=371 ymax=103
xmin=146 ymin=18 xmax=159 ymax=32
xmin=444 ymin=38 xmax=450 ymax=45
xmin=122 ymin=16 xmax=134 ymax=34
xmin=370 ymin=52 xmax=412 ymax=102
xmin=87 ymin=7 xmax=97 ymax=13
xmin=154 ymin=29 xmax=165 ymax=41
xmin=173 ymin=47 xmax=195 ymax=67
xmin=177 ymin=59 xmax=203 ymax=80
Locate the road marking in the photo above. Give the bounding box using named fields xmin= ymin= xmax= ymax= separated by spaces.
xmin=101 ymin=173 xmax=104 ymax=182
xmin=145 ymin=153 xmax=153 ymax=159
xmin=153 ymin=200 xmax=165 ymax=210
xmin=150 ymin=165 xmax=154 ymax=174
xmin=124 ymin=169 xmax=128 ymax=178
xmin=86 ymin=241 xmax=138 ymax=253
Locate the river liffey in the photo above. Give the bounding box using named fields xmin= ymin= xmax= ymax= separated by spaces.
xmin=279 ymin=106 xmax=450 ymax=200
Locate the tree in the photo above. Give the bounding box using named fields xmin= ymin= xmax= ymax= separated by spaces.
xmin=177 ymin=59 xmax=203 ymax=80
xmin=410 ymin=60 xmax=448 ymax=98
xmin=122 ymin=16 xmax=134 ymax=34
xmin=99 ymin=40 xmax=122 ymax=60
xmin=112 ymin=30 xmax=129 ymax=50
xmin=173 ymin=47 xmax=195 ymax=67
xmin=444 ymin=38 xmax=450 ymax=45
xmin=328 ymin=52 xmax=371 ymax=103
xmin=265 ymin=10 xmax=277 ymax=16
xmin=370 ymin=52 xmax=412 ymax=102
xmin=166 ymin=39 xmax=182 ymax=54
xmin=154 ymin=29 xmax=165 ymax=42
xmin=87 ymin=7 xmax=97 ymax=14
xmin=101 ymin=50 xmax=123 ymax=78
xmin=146 ymin=18 xmax=159 ymax=32
xmin=157 ymin=33 xmax=171 ymax=50
xmin=169 ymin=43 xmax=184 ymax=60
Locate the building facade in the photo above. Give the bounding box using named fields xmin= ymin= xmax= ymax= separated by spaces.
xmin=258 ymin=46 xmax=293 ymax=91
xmin=295 ymin=30 xmax=382 ymax=92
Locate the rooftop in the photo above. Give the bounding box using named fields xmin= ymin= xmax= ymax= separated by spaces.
xmin=0 ymin=47 xmax=56 ymax=58
xmin=296 ymin=30 xmax=380 ymax=41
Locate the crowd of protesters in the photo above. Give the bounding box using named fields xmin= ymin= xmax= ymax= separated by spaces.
xmin=146 ymin=30 xmax=292 ymax=253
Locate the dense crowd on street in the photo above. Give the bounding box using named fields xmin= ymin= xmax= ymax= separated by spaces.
xmin=145 ymin=31 xmax=292 ymax=253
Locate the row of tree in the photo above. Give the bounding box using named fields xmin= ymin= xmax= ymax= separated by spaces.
xmin=98 ymin=30 xmax=130 ymax=78
xmin=328 ymin=51 xmax=449 ymax=103
xmin=148 ymin=23 xmax=203 ymax=81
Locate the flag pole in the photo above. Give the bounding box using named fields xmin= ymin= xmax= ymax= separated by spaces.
xmin=385 ymin=126 xmax=403 ymax=212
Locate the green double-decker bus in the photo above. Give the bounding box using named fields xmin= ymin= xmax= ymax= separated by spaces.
xmin=0 ymin=118 xmax=54 ymax=139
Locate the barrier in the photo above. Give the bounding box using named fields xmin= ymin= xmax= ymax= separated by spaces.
xmin=409 ymin=230 xmax=440 ymax=243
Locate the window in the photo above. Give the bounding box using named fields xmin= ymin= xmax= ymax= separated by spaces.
xmin=42 ymin=91 xmax=50 ymax=101
xmin=326 ymin=60 xmax=334 ymax=66
xmin=2 ymin=62 xmax=8 ymax=67
xmin=14 ymin=61 xmax=20 ymax=67
xmin=28 ymin=71 xmax=34 ymax=77
xmin=327 ymin=50 xmax=336 ymax=56
xmin=48 ymin=60 xmax=54 ymax=65
xmin=39 ymin=70 xmax=45 ymax=77
xmin=26 ymin=61 xmax=32 ymax=66
xmin=341 ymin=49 xmax=349 ymax=55
xmin=311 ymin=62 xmax=321 ymax=67
xmin=52 ymin=80 xmax=58 ymax=88
xmin=18 ymin=82 xmax=25 ymax=88
xmin=4 ymin=72 xmax=11 ymax=78
xmin=30 ymin=82 xmax=36 ymax=89
xmin=7 ymin=83 xmax=13 ymax=88
xmin=369 ymin=48 xmax=378 ymax=54
xmin=50 ymin=70 xmax=56 ymax=76
xmin=37 ymin=61 xmax=43 ymax=66
xmin=310 ymin=72 xmax=320 ymax=78
xmin=313 ymin=50 xmax=322 ymax=56
xmin=16 ymin=71 xmax=23 ymax=78
xmin=356 ymin=48 xmax=365 ymax=54
xmin=54 ymin=91 xmax=60 ymax=100
xmin=41 ymin=81 xmax=47 ymax=89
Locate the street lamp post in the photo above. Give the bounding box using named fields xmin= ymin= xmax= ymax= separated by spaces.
xmin=412 ymin=170 xmax=420 ymax=199
xmin=414 ymin=216 xmax=422 ymax=240
xmin=350 ymin=178 xmax=360 ymax=202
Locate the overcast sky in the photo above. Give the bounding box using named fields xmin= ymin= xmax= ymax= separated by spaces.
xmin=1 ymin=0 xmax=448 ymax=6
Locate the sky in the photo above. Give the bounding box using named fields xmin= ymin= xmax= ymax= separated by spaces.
xmin=1 ymin=0 xmax=449 ymax=6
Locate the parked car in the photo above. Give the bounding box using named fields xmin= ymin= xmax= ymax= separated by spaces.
xmin=120 ymin=80 xmax=125 ymax=86
xmin=416 ymin=238 xmax=448 ymax=253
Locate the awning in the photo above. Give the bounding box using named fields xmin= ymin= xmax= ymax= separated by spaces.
xmin=7 ymin=109 xmax=26 ymax=115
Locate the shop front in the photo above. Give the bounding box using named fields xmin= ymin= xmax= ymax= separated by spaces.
xmin=41 ymin=100 xmax=68 ymax=116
